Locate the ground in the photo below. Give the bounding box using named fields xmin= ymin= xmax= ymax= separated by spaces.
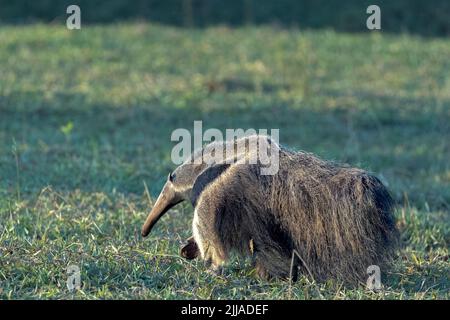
xmin=0 ymin=23 xmax=449 ymax=299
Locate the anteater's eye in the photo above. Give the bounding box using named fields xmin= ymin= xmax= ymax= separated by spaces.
xmin=168 ymin=172 xmax=175 ymax=182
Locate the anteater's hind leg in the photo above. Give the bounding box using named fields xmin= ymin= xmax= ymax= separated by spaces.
xmin=248 ymin=240 xmax=271 ymax=280
xmin=254 ymin=259 xmax=271 ymax=280
xmin=253 ymin=245 xmax=297 ymax=281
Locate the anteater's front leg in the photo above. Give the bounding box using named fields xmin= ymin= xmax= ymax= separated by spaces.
xmin=180 ymin=236 xmax=199 ymax=260
xmin=192 ymin=204 xmax=228 ymax=275
xmin=180 ymin=235 xmax=224 ymax=275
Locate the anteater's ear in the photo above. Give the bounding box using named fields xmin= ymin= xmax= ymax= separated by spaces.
xmin=191 ymin=163 xmax=230 ymax=206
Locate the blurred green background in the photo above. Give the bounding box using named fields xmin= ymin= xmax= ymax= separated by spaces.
xmin=0 ymin=1 xmax=449 ymax=299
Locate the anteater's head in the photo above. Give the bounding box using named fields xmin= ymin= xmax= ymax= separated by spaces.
xmin=141 ymin=162 xmax=205 ymax=237
xmin=141 ymin=134 xmax=277 ymax=238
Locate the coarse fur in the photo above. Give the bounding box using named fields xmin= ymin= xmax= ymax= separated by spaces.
xmin=142 ymin=135 xmax=399 ymax=285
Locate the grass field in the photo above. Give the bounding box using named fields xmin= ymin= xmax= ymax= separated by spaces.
xmin=0 ymin=23 xmax=449 ymax=299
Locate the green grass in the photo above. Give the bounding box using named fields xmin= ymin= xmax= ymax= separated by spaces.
xmin=0 ymin=23 xmax=449 ymax=299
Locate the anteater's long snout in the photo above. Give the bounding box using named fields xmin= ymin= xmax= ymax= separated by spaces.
xmin=141 ymin=182 xmax=182 ymax=237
